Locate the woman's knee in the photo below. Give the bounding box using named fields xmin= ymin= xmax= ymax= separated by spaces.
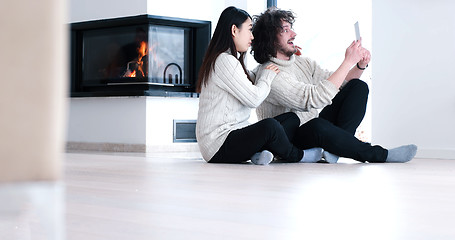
xmin=258 ymin=118 xmax=281 ymax=131
xmin=257 ymin=118 xmax=283 ymax=136
xmin=281 ymin=112 xmax=300 ymax=125
xmin=288 ymin=112 xmax=300 ymax=125
xmin=274 ymin=112 xmax=300 ymax=124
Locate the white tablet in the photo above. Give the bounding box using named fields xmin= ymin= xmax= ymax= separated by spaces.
xmin=354 ymin=21 xmax=361 ymax=41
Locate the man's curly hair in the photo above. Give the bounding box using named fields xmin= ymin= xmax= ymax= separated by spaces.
xmin=251 ymin=7 xmax=296 ymax=64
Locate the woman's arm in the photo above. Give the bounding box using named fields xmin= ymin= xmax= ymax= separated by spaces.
xmin=213 ymin=53 xmax=279 ymax=108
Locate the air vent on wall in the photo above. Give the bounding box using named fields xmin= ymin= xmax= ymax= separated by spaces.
xmin=173 ymin=120 xmax=197 ymax=142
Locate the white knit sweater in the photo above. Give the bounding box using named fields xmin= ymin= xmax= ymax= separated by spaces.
xmin=196 ymin=52 xmax=277 ymax=162
xmin=256 ymin=55 xmax=339 ymax=125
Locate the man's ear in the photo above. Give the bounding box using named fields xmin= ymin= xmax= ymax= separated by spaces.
xmin=231 ymin=24 xmax=238 ymax=38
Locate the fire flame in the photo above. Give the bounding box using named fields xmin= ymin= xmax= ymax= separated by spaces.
xmin=124 ymin=41 xmax=148 ymax=78
xmin=138 ymin=41 xmax=147 ymax=59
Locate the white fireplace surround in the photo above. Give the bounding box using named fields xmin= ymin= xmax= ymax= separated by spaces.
xmin=67 ymin=96 xmax=199 ymax=152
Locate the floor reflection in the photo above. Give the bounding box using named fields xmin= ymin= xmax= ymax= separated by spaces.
xmin=0 ymin=182 xmax=64 ymax=240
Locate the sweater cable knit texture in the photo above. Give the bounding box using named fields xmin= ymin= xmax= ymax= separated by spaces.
xmin=196 ymin=53 xmax=277 ymax=161
xmin=256 ymin=55 xmax=340 ymax=125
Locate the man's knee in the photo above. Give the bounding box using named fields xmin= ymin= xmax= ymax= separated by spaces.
xmin=294 ymin=118 xmax=333 ymax=148
xmin=302 ymin=118 xmax=336 ymax=138
xmin=347 ymin=79 xmax=369 ymax=95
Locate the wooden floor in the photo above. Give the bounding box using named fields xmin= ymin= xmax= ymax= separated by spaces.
xmin=2 ymin=152 xmax=455 ymax=239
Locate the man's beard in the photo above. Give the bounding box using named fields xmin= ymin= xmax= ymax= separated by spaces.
xmin=277 ymin=44 xmax=297 ymax=57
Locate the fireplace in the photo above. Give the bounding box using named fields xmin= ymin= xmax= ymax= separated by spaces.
xmin=71 ymin=15 xmax=211 ymax=97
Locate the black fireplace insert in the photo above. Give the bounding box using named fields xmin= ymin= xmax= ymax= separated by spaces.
xmin=71 ymin=15 xmax=211 ymax=97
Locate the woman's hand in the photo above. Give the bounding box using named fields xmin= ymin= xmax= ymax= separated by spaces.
xmin=265 ymin=63 xmax=280 ymax=74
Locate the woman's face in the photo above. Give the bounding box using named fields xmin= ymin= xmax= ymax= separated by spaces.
xmin=232 ymin=18 xmax=253 ymax=53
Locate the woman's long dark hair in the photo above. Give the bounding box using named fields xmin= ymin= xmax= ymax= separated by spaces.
xmin=251 ymin=7 xmax=295 ymax=64
xmin=196 ymin=6 xmax=252 ymax=93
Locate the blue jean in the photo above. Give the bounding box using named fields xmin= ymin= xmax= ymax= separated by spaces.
xmin=293 ymin=79 xmax=388 ymax=163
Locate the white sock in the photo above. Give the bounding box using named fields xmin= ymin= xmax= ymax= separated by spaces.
xmin=385 ymin=144 xmax=417 ymax=163
xmin=323 ymin=151 xmax=339 ymax=164
xmin=300 ymin=148 xmax=323 ymax=163
xmin=251 ymin=150 xmax=274 ymax=165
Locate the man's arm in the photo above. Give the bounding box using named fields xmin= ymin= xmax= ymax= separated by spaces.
xmin=327 ymin=40 xmax=365 ymax=88
xmin=345 ymin=47 xmax=371 ymax=81
xmin=266 ymin=71 xmax=339 ymax=112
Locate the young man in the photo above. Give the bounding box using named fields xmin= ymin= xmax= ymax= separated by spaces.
xmin=251 ymin=7 xmax=417 ymax=163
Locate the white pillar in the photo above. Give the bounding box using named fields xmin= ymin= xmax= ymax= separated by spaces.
xmin=0 ymin=0 xmax=68 ymax=181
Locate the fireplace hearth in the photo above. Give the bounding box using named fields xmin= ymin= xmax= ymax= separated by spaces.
xmin=71 ymin=15 xmax=211 ymax=97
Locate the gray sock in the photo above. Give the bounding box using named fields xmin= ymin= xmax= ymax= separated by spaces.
xmin=251 ymin=150 xmax=274 ymax=165
xmin=385 ymin=144 xmax=417 ymax=163
xmin=323 ymin=151 xmax=339 ymax=164
xmin=300 ymin=148 xmax=323 ymax=163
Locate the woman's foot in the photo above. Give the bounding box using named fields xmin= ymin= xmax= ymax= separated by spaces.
xmin=300 ymin=148 xmax=324 ymax=163
xmin=251 ymin=150 xmax=274 ymax=165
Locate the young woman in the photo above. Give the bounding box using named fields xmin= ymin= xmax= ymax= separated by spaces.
xmin=196 ymin=6 xmax=323 ymax=165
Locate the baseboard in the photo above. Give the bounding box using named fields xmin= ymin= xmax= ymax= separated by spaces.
xmin=66 ymin=141 xmax=200 ymax=153
xmin=66 ymin=142 xmax=146 ymax=152
xmin=416 ymin=148 xmax=455 ymax=160
xmin=146 ymin=143 xmax=200 ymax=153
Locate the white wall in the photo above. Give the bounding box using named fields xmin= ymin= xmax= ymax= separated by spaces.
xmin=372 ymin=0 xmax=455 ymax=159
xmin=70 ymin=0 xmax=147 ymax=22
xmin=70 ymin=0 xmax=257 ymax=28
xmin=147 ymin=0 xmax=222 ymax=23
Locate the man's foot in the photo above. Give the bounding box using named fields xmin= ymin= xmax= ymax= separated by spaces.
xmin=385 ymin=144 xmax=417 ymax=163
xmin=322 ymin=151 xmax=339 ymax=164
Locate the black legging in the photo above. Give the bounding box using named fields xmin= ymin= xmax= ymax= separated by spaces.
xmin=209 ymin=112 xmax=303 ymax=163
xmin=293 ymin=79 xmax=388 ymax=163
